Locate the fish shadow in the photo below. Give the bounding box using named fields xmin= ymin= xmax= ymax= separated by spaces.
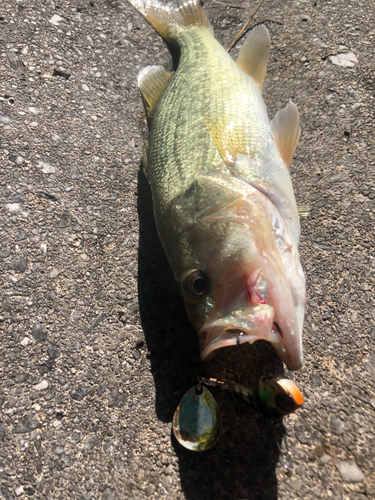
xmin=137 ymin=167 xmax=284 ymax=499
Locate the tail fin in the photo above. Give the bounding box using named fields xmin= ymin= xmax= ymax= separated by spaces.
xmin=127 ymin=0 xmax=213 ymax=42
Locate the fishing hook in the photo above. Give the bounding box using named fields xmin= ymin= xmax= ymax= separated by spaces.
xmin=237 ymin=331 xmax=244 ymax=356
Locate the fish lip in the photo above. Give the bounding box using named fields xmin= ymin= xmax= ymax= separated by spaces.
xmin=199 ymin=313 xmax=303 ymax=371
xmin=199 ymin=326 xmax=282 ymax=361
xmin=199 ymin=304 xmax=276 ymax=359
xmin=269 ymin=337 xmax=303 ymax=371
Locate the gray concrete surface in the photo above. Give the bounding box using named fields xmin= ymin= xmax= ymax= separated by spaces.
xmin=0 ymin=0 xmax=374 ymax=498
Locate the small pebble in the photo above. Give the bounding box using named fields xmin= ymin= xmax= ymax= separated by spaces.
xmin=34 ymin=380 xmax=49 ymax=391
xmin=27 ymin=106 xmax=41 ymax=116
xmin=164 ymin=464 xmax=174 ymax=475
xmin=346 ymin=86 xmax=361 ymax=101
xmin=320 ymin=454 xmax=332 ymax=465
xmin=49 ymin=14 xmax=64 ymax=26
xmin=330 ymin=415 xmax=347 ymax=436
xmin=17 ymin=230 xmax=27 ymax=241
xmin=335 ymin=461 xmax=364 ymax=483
xmin=71 ymin=166 xmax=82 ymax=179
xmin=328 ymin=52 xmax=358 ymax=67
xmin=53 ymin=445 xmax=64 ymax=455
xmin=49 ymin=268 xmax=61 ymax=278
xmin=14 ymin=486 xmax=24 ymax=496
xmin=0 ymin=115 xmax=13 ymax=124
xmin=363 ymin=352 xmax=375 ymax=375
xmin=13 ymin=415 xmax=41 ymax=434
xmin=35 ymin=160 xmax=56 ymax=174
xmin=7 ymin=52 xmax=21 ymax=70
xmin=46 ymin=291 xmax=56 ymax=301
xmin=31 ymin=323 xmax=47 ymax=343
xmin=5 ymin=203 xmax=21 ymax=214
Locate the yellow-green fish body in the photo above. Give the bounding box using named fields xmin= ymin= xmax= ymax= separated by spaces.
xmin=130 ymin=0 xmax=306 ymax=370
xmin=151 ymin=27 xmax=299 ymax=230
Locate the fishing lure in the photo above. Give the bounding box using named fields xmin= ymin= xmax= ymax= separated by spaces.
xmin=173 ymin=375 xmax=303 ymax=451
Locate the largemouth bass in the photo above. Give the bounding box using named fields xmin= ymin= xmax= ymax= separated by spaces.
xmin=129 ymin=0 xmax=306 ymax=370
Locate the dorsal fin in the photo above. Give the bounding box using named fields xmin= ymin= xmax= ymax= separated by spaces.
xmin=138 ymin=65 xmax=173 ymax=116
xmin=271 ymin=100 xmax=300 ymax=169
xmin=236 ymin=25 xmax=271 ymax=91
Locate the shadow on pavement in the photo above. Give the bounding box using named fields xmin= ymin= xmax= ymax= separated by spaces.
xmin=137 ymin=168 xmax=284 ymax=499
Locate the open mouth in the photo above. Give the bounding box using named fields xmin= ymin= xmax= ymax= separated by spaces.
xmin=199 ymin=304 xmax=284 ymax=360
xmin=198 ymin=301 xmax=303 ymax=371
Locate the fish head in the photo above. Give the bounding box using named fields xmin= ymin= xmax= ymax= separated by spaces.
xmin=168 ymin=172 xmax=306 ymax=371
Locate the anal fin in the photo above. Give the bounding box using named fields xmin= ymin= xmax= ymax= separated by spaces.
xmin=236 ymin=25 xmax=271 ymax=92
xmin=271 ymin=100 xmax=300 ymax=169
xmin=138 ymin=65 xmax=173 ymax=118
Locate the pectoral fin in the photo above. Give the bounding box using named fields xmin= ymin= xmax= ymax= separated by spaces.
xmin=206 ymin=115 xmax=252 ymax=165
xmin=138 ymin=65 xmax=173 ymax=117
xmin=271 ymin=100 xmax=300 ymax=169
xmin=236 ymin=25 xmax=271 ymax=92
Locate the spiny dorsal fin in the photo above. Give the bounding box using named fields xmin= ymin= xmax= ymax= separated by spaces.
xmin=127 ymin=0 xmax=213 ymax=43
xmin=138 ymin=65 xmax=173 ymax=115
xmin=271 ymin=100 xmax=300 ymax=169
xmin=236 ymin=25 xmax=271 ymax=91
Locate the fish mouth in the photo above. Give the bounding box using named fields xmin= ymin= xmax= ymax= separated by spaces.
xmin=199 ymin=304 xmax=302 ymax=370
xmin=199 ymin=304 xmax=276 ymax=357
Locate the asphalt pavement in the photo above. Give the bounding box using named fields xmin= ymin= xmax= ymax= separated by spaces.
xmin=0 ymin=0 xmax=374 ymax=498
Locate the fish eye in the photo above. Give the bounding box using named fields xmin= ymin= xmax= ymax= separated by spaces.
xmin=192 ymin=275 xmax=206 ymax=294
xmin=182 ymin=269 xmax=208 ymax=299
